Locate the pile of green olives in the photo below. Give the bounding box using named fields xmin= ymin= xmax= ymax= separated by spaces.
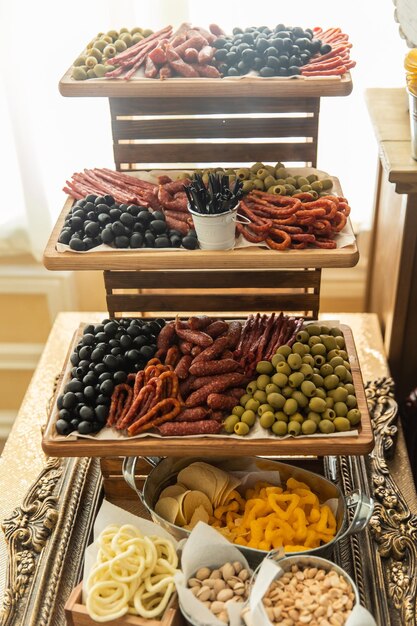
xmin=71 ymin=27 xmax=153 ymax=80
xmin=226 ymin=323 xmax=361 ymax=437
xmin=192 ymin=163 xmax=333 ymax=199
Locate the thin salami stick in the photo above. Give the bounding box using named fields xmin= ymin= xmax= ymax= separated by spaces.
xmin=117 ymin=383 xmax=153 ymax=429
xmin=109 ymin=26 xmax=173 ymax=64
xmin=128 ymin=397 xmax=180 ymax=435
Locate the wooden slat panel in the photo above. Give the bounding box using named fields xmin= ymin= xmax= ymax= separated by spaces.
xmin=104 ymin=270 xmax=321 ymax=290
xmin=113 ymin=142 xmax=316 ymax=165
xmin=110 ymin=97 xmax=320 ymax=117
xmin=106 ymin=293 xmax=319 ymax=312
xmin=111 ymin=117 xmax=318 ymax=140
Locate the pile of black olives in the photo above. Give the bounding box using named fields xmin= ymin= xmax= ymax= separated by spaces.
xmin=58 ymin=194 xmax=198 ymax=250
xmin=55 ymin=317 xmax=164 ymax=436
xmin=213 ymin=25 xmax=330 ymax=77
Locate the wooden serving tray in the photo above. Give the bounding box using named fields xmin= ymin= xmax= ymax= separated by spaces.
xmin=43 ymin=173 xmax=359 ymax=271
xmin=59 ymin=68 xmax=353 ymax=99
xmin=42 ymin=322 xmax=374 ymax=458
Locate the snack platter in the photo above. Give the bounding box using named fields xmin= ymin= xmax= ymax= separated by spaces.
xmin=42 ymin=318 xmax=373 ymax=458
xmin=43 ymin=169 xmax=359 ymax=271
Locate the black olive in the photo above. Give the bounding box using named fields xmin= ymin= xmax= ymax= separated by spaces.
xmin=69 ymin=237 xmax=85 ymax=251
xmin=127 ymin=349 xmax=141 ymax=362
xmin=70 ymin=418 xmax=80 ymax=430
xmin=86 ymin=194 xmax=98 ymax=203
xmin=127 ymin=324 xmax=141 ymax=338
xmin=111 ymin=221 xmax=126 ymax=236
xmin=291 ymin=45 xmax=300 ymax=55
xmin=101 ymin=228 xmax=114 ymax=244
xmin=266 ymin=56 xmax=280 ymax=69
xmin=114 ymin=371 xmax=128 ymax=384
xmin=78 ymin=421 xmax=93 ymax=435
xmin=57 ymin=394 xmax=65 ymax=410
xmin=320 ymin=44 xmax=332 ymax=55
xmin=90 ymin=348 xmax=104 ymax=362
xmin=75 ymin=366 xmax=87 ymax=379
xmin=276 ymin=31 xmax=291 ymax=39
xmin=114 ymin=236 xmax=130 ymax=248
xmin=155 ymin=318 xmax=165 ymax=328
xmin=85 ymin=212 xmax=97 ymax=221
xmin=109 ymin=208 xmax=122 ymax=222
xmin=168 ymin=229 xmax=182 ymax=237
xmin=70 ymin=216 xmax=84 ymax=230
xmin=79 ymin=346 xmax=92 ymax=360
xmin=104 ymin=321 xmax=118 ymax=336
xmin=300 ymin=54 xmax=310 ymax=64
xmin=79 ymin=405 xmax=94 ymax=421
xmin=98 ymin=372 xmax=113 ymax=384
xmin=182 ymin=235 xmax=198 ymax=250
xmin=84 ymin=324 xmax=95 ymax=335
xmin=226 ymin=51 xmax=238 ymax=64
xmin=170 ymin=235 xmax=182 ymax=248
xmin=152 ymin=211 xmax=165 ymax=222
xmin=94 ymin=363 xmax=107 ymax=376
xmin=94 ymin=196 xmax=106 ymax=206
xmin=139 ymin=344 xmax=154 ymax=360
xmin=214 ymin=48 xmax=228 ymax=61
xmin=288 ymin=66 xmax=301 ymax=75
xmin=241 ymin=32 xmax=254 ymax=44
xmin=253 ymin=57 xmax=264 ymax=71
xmin=75 ymin=391 xmax=85 ymax=403
xmin=98 ymin=214 xmax=112 ymax=227
xmin=232 ymin=27 xmax=243 ymax=35
xmin=138 ymin=210 xmax=152 ymax=225
xmin=103 ymin=354 xmax=118 ymax=371
xmin=264 ymin=46 xmax=278 ymax=57
xmin=82 ymin=333 xmax=96 ymax=347
xmin=56 ymin=419 xmax=72 ymax=435
xmin=96 ymin=394 xmax=111 ymax=406
xmin=309 ymin=39 xmax=322 ymax=54
xmin=140 ymin=325 xmax=152 ymax=338
xmin=83 ymin=237 xmax=96 ymax=250
xmin=126 ymin=204 xmax=140 ymax=216
xmin=133 ymin=335 xmax=147 ymax=348
xmin=70 ymin=352 xmax=80 ymax=366
xmin=130 ymin=233 xmax=143 ymax=248
xmin=144 ymin=232 xmax=155 ymax=247
xmin=217 ymin=63 xmax=229 ymax=75
xmin=292 ymin=27 xmax=305 ymax=38
xmin=58 ymin=230 xmax=72 ymax=245
xmin=120 ymin=212 xmax=134 ymax=228
xmin=295 ymin=38 xmax=310 ymax=49
xmin=58 ymin=408 xmax=72 ymax=421
xmin=84 ymin=222 xmax=100 ymax=238
xmin=63 ymin=392 xmax=77 ymax=409
xmin=133 ymin=222 xmax=144 ymax=233
xmin=259 ymin=66 xmax=275 ymax=77
xmin=289 ymin=56 xmax=302 ymax=67
xmin=100 ymin=379 xmax=114 ymax=396
xmin=94 ymin=333 xmax=107 ymax=345
xmin=104 ymin=194 xmax=115 ymax=206
xmin=278 ymin=67 xmax=290 ymax=76
xmin=279 ymin=55 xmax=289 ymax=67
xmin=213 ymin=37 xmax=227 ymax=48
xmin=150 ymin=220 xmax=167 ymax=235
xmin=95 ymin=405 xmax=109 ymax=422
xmin=237 ymin=61 xmax=250 ymax=74
xmin=110 ymin=347 xmax=122 ymax=356
xmin=65 ymin=379 xmax=83 ymax=393
xmin=237 ymin=43 xmax=250 ymax=54
xmin=119 ymin=335 xmax=132 ymax=350
xmin=256 ymin=38 xmax=269 ymax=53
xmin=83 ymin=372 xmax=97 ymax=386
xmin=241 ymin=48 xmax=256 ymax=64
xmin=155 ymin=236 xmax=171 ymax=248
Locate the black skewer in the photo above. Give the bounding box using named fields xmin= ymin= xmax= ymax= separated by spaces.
xmin=183 ymin=173 xmax=243 ymax=215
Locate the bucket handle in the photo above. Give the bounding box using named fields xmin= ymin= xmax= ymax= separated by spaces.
xmin=338 ymin=490 xmax=374 ymax=541
xmin=122 ymin=456 xmax=162 ymax=505
xmin=235 ymin=214 xmax=251 ymax=225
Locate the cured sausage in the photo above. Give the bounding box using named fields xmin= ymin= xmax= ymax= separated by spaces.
xmin=188 ymin=315 xmax=214 ymax=330
xmin=156 ymin=321 xmax=176 ymax=351
xmin=189 ymin=358 xmax=240 ymax=376
xmin=207 ymin=393 xmax=237 ymax=411
xmin=158 ymin=420 xmax=222 ymax=436
xmin=174 ymin=354 xmax=193 ymax=380
xmin=179 ymin=340 xmax=193 ymax=355
xmin=175 ymin=406 xmax=209 ymax=422
xmin=194 ymin=64 xmax=221 ymax=78
xmin=205 ymin=320 xmax=228 ymax=338
xmin=183 ymin=47 xmax=199 ymax=63
xmin=226 ymin=321 xmax=242 ymax=349
xmin=192 ymin=335 xmax=230 ymax=363
xmin=185 ymin=373 xmax=249 ymax=407
xmin=198 ymin=45 xmax=214 ymax=64
xmin=175 ymin=318 xmax=213 ymax=347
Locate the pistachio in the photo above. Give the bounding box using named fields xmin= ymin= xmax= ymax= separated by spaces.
xmin=217 ymin=588 xmax=234 ymax=602
xmin=238 ymin=568 xmax=250 ymax=581
xmin=232 ymin=561 xmax=243 ymax=574
xmin=196 ymin=567 xmax=211 ymax=580
xmin=188 ymin=577 xmax=202 ymax=588
xmin=221 ymin=563 xmax=235 ymax=580
xmin=211 ymin=600 xmax=225 ymax=614
xmin=213 ymin=578 xmax=227 ymax=593
xmin=196 ymin=585 xmax=211 ymax=601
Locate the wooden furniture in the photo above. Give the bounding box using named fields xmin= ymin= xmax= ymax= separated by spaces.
xmin=366 ymin=88 xmax=417 ymax=400
xmin=1 ymin=312 xmax=416 ymax=626
xmin=44 ymin=175 xmax=358 ymax=318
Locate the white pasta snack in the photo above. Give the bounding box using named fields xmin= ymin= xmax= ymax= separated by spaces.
xmin=85 ymin=523 xmax=178 ymax=622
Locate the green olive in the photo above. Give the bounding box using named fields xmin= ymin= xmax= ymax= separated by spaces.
xmin=86 ymin=69 xmax=96 ymax=78
xmin=245 ymin=399 xmax=260 ymax=412
xmin=306 ymin=324 xmax=320 ymax=336
xmin=288 ymin=353 xmax=302 ymax=371
xmin=292 ymin=341 xmax=307 ymax=355
xmin=142 ymin=28 xmax=153 ymax=37
xmin=311 ymin=343 xmax=326 ymax=356
xmin=276 ymin=362 xmax=291 ymax=377
xmin=236 ymin=167 xmax=251 ymax=180
xmin=344 ymin=372 xmax=353 ymax=383
xmin=329 ymin=356 xmax=344 ymax=369
xmin=309 ymin=397 xmax=327 ymax=413
xmin=346 ymin=394 xmax=357 ymax=409
xmin=241 ymin=410 xmax=256 ymax=427
xmin=334 ymin=365 xmax=348 ymax=380
xmin=301 ymin=380 xmax=316 ymax=397
xmin=132 ymin=34 xmax=144 ymax=44
xmin=232 ymin=405 xmax=245 ymax=417
xmin=275 ymin=411 xmax=289 ymax=422
xmin=281 ymin=385 xmax=293 ymax=398
xmin=290 ymin=412 xmax=304 ymax=424
xmin=302 ymin=355 xmax=315 ymax=366
xmin=288 ymin=421 xmax=301 ymax=436
xmin=94 ymin=63 xmax=112 ymax=77
xmin=321 ymin=335 xmax=337 ymax=351
xmin=256 ymin=168 xmax=269 ymax=180
xmin=283 ymin=398 xmax=298 ymax=415
xmin=260 ymin=412 xmax=275 ymax=428
xmin=267 ymin=393 xmax=286 ymax=409
xmin=296 ymin=330 xmax=310 ymax=343
xmin=258 ymin=404 xmax=274 ymax=416
xmin=300 ymin=184 xmax=312 ymax=192
xmin=324 ymin=375 xmax=340 ymax=390
xmin=311 ymin=373 xmax=324 ymax=387
xmin=288 ymin=372 xmax=305 ymax=388
xmin=242 ymin=180 xmax=255 ymax=193
xmin=272 ymin=420 xmax=288 ymax=436
xmin=257 ymin=374 xmax=271 ymax=390
xmin=253 ymin=389 xmax=267 ymax=403
xmin=300 ymin=364 xmax=314 ymax=380
xmin=256 ymin=361 xmax=274 ymax=375
xmin=315 ymin=387 xmax=327 ymax=400
xmin=103 ymin=44 xmax=117 ymax=58
xmin=251 ymin=161 xmax=264 ymax=172
xmin=271 ymin=353 xmax=285 ymax=367
xmin=325 ymin=397 xmax=334 ymax=409
xmin=297 ymin=177 xmax=309 ymax=187
xmin=333 ymin=387 xmax=348 ymax=403
xmin=102 ymin=35 xmax=113 ymax=43
xmin=120 ymin=33 xmax=133 ymax=46
xmin=302 ymin=419 xmax=317 ymax=435
xmin=107 ymin=29 xmax=119 ymax=40
xmin=334 ymin=417 xmax=351 ymax=432
xmin=271 ymin=372 xmax=288 ymax=387
xmin=318 ymin=419 xmax=335 ymax=434
xmin=327 ymin=349 xmax=342 ymax=361
xmin=277 ymin=345 xmax=292 ymax=358
xmin=246 ymin=381 xmax=258 ymax=395
xmin=322 ymin=408 xmax=336 ymax=421
xmin=306 ymin=174 xmax=318 ymax=183
xmin=347 ymin=409 xmax=361 ymax=425
xmin=224 ymin=415 xmax=240 ymax=433
xmin=335 ymin=336 xmax=346 ymax=349
xmin=72 ymin=66 xmax=88 ymax=80
xmin=345 ymin=384 xmax=355 ymax=395
xmin=321 ymin=178 xmax=333 ymax=190
xmin=313 ymin=355 xmax=326 ymax=367
xmin=342 ymin=360 xmax=351 ymax=371
xmin=240 ymin=393 xmax=252 ymax=407
xmin=73 ymin=55 xmax=87 ymax=66
xmin=275 ymin=167 xmax=287 ymax=179
xmin=307 ymin=411 xmax=322 ymax=425
xmin=85 ymin=55 xmax=98 ymax=68
xmin=338 ymin=350 xmax=348 ymax=361
xmin=308 ymin=336 xmax=321 ymax=347
xmin=264 ymin=175 xmax=277 ymax=189
xmin=252 ymin=178 xmax=265 ymax=190
xmin=94 ymin=39 xmax=108 ymax=52
xmin=334 ymin=402 xmax=348 ymax=417
xmin=320 ymin=364 xmax=333 ymax=378
xmin=265 ymin=383 xmax=279 ymax=395
xmin=291 ymin=391 xmax=309 ymax=408
xmin=234 ymin=421 xmax=250 ymax=436
xmin=114 ymin=39 xmax=128 ymax=52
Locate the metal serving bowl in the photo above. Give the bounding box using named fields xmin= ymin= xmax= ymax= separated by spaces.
xmin=123 ymin=456 xmax=373 ymax=568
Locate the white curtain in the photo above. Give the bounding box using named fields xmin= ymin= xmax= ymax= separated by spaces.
xmin=0 ymin=0 xmax=406 ymax=260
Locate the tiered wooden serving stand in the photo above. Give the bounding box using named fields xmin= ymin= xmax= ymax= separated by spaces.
xmin=40 ymin=70 xmax=378 ymax=625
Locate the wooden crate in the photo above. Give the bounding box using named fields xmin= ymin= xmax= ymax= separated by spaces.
xmin=42 ymin=322 xmax=374 ymax=458
xmin=65 ymin=584 xmax=183 ymax=626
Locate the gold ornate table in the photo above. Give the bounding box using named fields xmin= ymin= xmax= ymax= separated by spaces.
xmin=0 ymin=312 xmax=416 ymax=625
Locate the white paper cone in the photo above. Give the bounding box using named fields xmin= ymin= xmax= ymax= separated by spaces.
xmin=346 ymin=604 xmax=378 ymax=626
